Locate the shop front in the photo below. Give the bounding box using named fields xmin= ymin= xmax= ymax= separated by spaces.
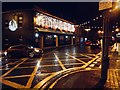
xmin=2 ymin=8 xmax=76 ymax=50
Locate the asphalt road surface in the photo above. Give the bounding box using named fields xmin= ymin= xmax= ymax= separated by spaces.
xmin=0 ymin=45 xmax=101 ymax=89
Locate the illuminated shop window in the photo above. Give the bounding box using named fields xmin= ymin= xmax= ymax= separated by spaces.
xmin=19 ymin=17 xmax=23 ymax=20
xmin=18 ymin=16 xmax=23 ymax=28
xmin=19 ymin=21 xmax=22 ymax=23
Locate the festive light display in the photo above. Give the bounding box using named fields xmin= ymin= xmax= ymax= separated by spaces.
xmin=34 ymin=12 xmax=75 ymax=32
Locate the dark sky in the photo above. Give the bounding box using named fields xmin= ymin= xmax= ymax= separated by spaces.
xmin=2 ymin=2 xmax=99 ymax=24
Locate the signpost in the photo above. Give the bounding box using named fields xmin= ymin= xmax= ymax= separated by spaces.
xmin=99 ymin=0 xmax=112 ymax=10
xmin=98 ymin=0 xmax=112 ymax=87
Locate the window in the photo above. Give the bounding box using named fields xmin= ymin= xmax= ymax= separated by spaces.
xmin=18 ymin=16 xmax=23 ymax=28
xmin=5 ymin=20 xmax=8 ymax=29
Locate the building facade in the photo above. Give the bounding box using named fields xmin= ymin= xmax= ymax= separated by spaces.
xmin=2 ymin=7 xmax=81 ymax=50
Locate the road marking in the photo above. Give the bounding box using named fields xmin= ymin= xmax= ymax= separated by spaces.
xmin=96 ymin=59 xmax=101 ymax=62
xmin=37 ymin=54 xmax=100 ymax=89
xmin=64 ymin=63 xmax=83 ymax=66
xmin=49 ymin=69 xmax=100 ymax=89
xmin=89 ymin=64 xmax=95 ymax=67
xmin=85 ymin=68 xmax=91 ymax=70
xmin=15 ymin=66 xmax=35 ymax=69
xmin=80 ymin=55 xmax=99 ymax=69
xmin=0 ymin=78 xmax=25 ymax=88
xmin=4 ymin=75 xmax=31 ymax=79
xmin=2 ymin=61 xmax=21 ymax=68
xmin=66 ymin=54 xmax=86 ymax=64
xmin=99 ymin=65 xmax=101 ymax=68
xmin=34 ymin=59 xmax=100 ymax=89
xmin=80 ymin=54 xmax=92 ymax=59
xmin=86 ymin=54 xmax=96 ymax=56
xmin=1 ymin=58 xmax=28 ymax=77
xmin=54 ymin=53 xmax=66 ymax=70
xmin=93 ymin=61 xmax=97 ymax=64
xmin=25 ymin=57 xmax=42 ymax=88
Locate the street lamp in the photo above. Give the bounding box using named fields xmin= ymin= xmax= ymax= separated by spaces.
xmin=85 ymin=28 xmax=91 ymax=40
xmin=115 ymin=28 xmax=119 ymax=32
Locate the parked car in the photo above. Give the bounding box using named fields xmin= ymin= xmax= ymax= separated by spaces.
xmin=4 ymin=44 xmax=43 ymax=58
xmin=90 ymin=40 xmax=101 ymax=49
xmin=85 ymin=40 xmax=91 ymax=46
xmin=0 ymin=50 xmax=7 ymax=57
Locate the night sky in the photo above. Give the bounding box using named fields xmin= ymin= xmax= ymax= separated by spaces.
xmin=2 ymin=2 xmax=99 ymax=24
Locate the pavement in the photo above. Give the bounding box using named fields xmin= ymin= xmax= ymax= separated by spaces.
xmin=47 ymin=43 xmax=120 ymax=89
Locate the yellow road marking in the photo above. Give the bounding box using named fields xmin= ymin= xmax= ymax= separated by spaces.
xmin=34 ymin=61 xmax=100 ymax=89
xmin=89 ymin=64 xmax=95 ymax=67
xmin=34 ymin=52 xmax=101 ymax=89
xmin=54 ymin=53 xmax=66 ymax=70
xmin=49 ymin=69 xmax=100 ymax=89
xmin=86 ymin=54 xmax=96 ymax=56
xmin=2 ymin=61 xmax=21 ymax=68
xmin=4 ymin=75 xmax=31 ymax=79
xmin=15 ymin=62 xmax=82 ymax=69
xmin=15 ymin=66 xmax=35 ymax=69
xmin=1 ymin=58 xmax=28 ymax=77
xmin=0 ymin=78 xmax=25 ymax=88
xmin=25 ymin=57 xmax=42 ymax=88
xmin=80 ymin=54 xmax=92 ymax=59
xmin=85 ymin=68 xmax=91 ymax=70
xmin=99 ymin=65 xmax=101 ymax=68
xmin=66 ymin=54 xmax=86 ymax=64
xmin=80 ymin=55 xmax=99 ymax=69
xmin=4 ymin=73 xmax=52 ymax=79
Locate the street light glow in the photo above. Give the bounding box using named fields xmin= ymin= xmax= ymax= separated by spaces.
xmin=35 ymin=33 xmax=39 ymax=37
xmin=115 ymin=28 xmax=119 ymax=32
xmin=85 ymin=29 xmax=91 ymax=32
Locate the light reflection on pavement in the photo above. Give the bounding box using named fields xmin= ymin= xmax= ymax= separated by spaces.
xmin=0 ymin=45 xmax=101 ymax=89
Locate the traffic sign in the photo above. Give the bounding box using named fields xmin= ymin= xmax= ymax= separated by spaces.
xmin=99 ymin=0 xmax=112 ymax=11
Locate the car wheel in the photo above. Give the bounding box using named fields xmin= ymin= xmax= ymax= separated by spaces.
xmin=29 ymin=52 xmax=34 ymax=58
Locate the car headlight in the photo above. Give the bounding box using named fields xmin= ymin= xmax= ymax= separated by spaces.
xmin=34 ymin=48 xmax=39 ymax=52
xmin=4 ymin=51 xmax=7 ymax=56
xmin=30 ymin=46 xmax=34 ymax=49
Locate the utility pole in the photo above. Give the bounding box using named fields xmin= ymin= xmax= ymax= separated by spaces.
xmin=101 ymin=9 xmax=110 ymax=85
xmin=98 ymin=0 xmax=112 ymax=87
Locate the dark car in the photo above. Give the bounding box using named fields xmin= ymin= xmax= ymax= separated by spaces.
xmin=4 ymin=44 xmax=43 ymax=58
xmin=90 ymin=40 xmax=101 ymax=49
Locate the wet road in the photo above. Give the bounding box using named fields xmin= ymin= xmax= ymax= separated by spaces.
xmin=0 ymin=45 xmax=101 ymax=89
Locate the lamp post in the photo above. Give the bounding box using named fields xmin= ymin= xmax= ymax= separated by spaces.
xmin=85 ymin=28 xmax=91 ymax=40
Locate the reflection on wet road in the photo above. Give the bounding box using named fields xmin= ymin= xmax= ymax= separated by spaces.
xmin=0 ymin=45 xmax=101 ymax=89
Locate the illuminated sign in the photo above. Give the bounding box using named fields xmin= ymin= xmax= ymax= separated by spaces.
xmin=9 ymin=19 xmax=18 ymax=31
xmin=99 ymin=0 xmax=112 ymax=11
xmin=34 ymin=13 xmax=75 ymax=32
